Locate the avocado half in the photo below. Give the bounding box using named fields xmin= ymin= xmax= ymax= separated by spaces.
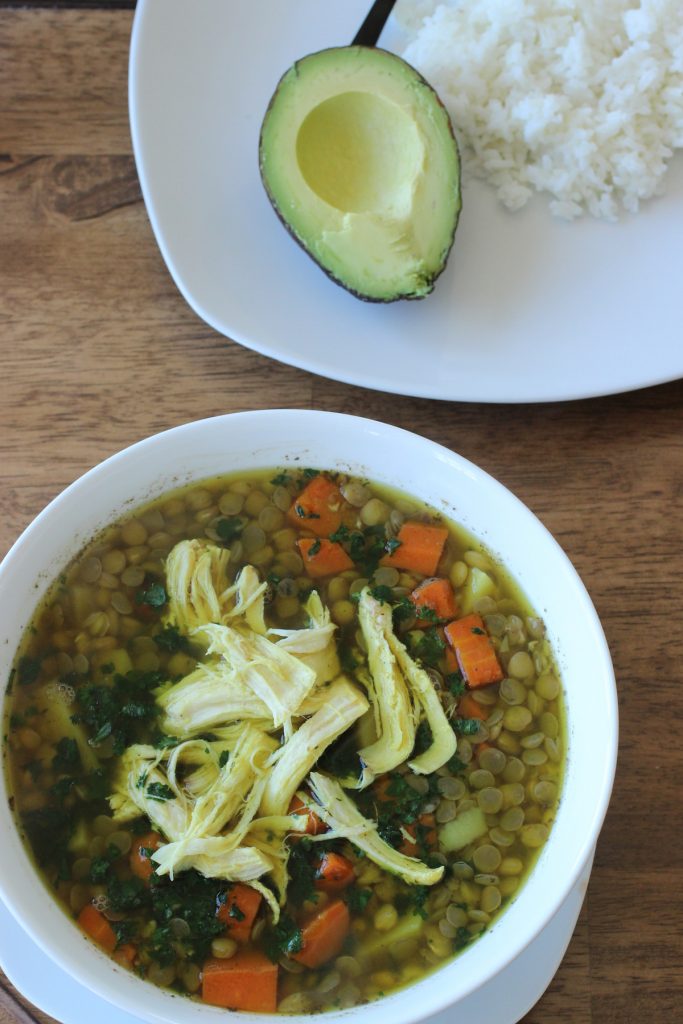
xmin=259 ymin=46 xmax=461 ymax=303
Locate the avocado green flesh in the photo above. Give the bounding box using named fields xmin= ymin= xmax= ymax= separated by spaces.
xmin=259 ymin=46 xmax=461 ymax=302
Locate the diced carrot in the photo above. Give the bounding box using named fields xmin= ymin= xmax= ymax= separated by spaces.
xmin=293 ymin=899 xmax=350 ymax=969
xmin=202 ymin=951 xmax=278 ymax=1012
xmin=216 ymin=884 xmax=262 ymax=944
xmin=77 ymin=904 xmax=117 ymax=953
xmin=314 ymin=852 xmax=356 ymax=894
xmin=398 ymin=813 xmax=438 ymax=857
xmin=371 ymin=775 xmax=392 ymax=805
xmin=442 ymin=639 xmax=461 ymax=676
xmin=112 ymin=943 xmax=137 ymax=968
xmin=288 ymin=475 xmax=345 ymax=537
xmin=288 ymin=794 xmax=328 ymax=836
xmin=445 ymin=614 xmax=504 ymax=688
xmin=411 ymin=577 xmax=459 ymax=626
xmin=297 ymin=538 xmax=354 ymax=578
xmin=457 ymin=692 xmax=488 ymax=721
xmin=129 ymin=830 xmax=163 ymax=883
xmin=381 ymin=521 xmax=449 ymax=577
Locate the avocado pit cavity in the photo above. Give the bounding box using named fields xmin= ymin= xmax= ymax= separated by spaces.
xmin=296 ymin=91 xmax=424 ymax=218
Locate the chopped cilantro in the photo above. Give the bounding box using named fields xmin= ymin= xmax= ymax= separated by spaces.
xmin=218 ymin=749 xmax=230 ymax=769
xmin=472 ymin=626 xmax=485 ymax=635
xmin=107 ymin=876 xmax=146 ymax=912
xmin=319 ymin=730 xmax=363 ymax=782
xmin=301 ymin=468 xmax=320 ymax=481
xmin=453 ymin=717 xmax=482 ymax=736
xmin=415 ymin=604 xmax=441 ymax=623
xmin=410 ymin=627 xmax=446 ymax=668
xmin=89 ymin=843 xmax=120 ymax=882
xmin=413 ymin=721 xmax=433 ymax=757
xmin=393 ymin=596 xmax=418 ymax=625
xmin=369 ymin=584 xmax=394 ymax=603
xmin=393 ymin=596 xmax=440 ymax=627
xmin=112 ymin=919 xmax=136 ymax=948
xmin=73 ymin=668 xmax=162 ymax=754
xmin=153 ymin=733 xmax=180 ymax=750
xmin=384 ymin=538 xmax=402 ymax=556
xmin=17 ymin=656 xmax=41 ymax=687
xmin=287 ymin=841 xmax=318 ymax=905
xmin=328 ymin=524 xmax=350 ymax=544
xmin=146 ymin=781 xmax=175 ymax=801
xmin=49 ymin=777 xmax=76 ymax=803
xmin=146 ymin=870 xmax=229 ymax=964
xmin=154 ymin=624 xmax=190 ymax=654
xmin=446 ymin=753 xmax=467 ymax=775
xmin=410 ymin=885 xmax=430 ymax=919
xmin=91 ymin=721 xmax=112 ymax=744
xmin=23 ymin=759 xmax=43 ymax=782
xmin=308 ymin=538 xmax=322 ymax=556
xmin=270 ymin=472 xmax=292 ymax=487
xmin=263 ymin=913 xmax=303 ymax=962
xmin=22 ymin=807 xmax=71 ymax=867
xmin=229 ymin=903 xmax=246 ymax=922
xmin=135 ymin=581 xmax=167 ymax=608
xmin=52 ymin=737 xmax=80 ymax=774
xmin=377 ymin=821 xmax=403 ymax=847
xmin=362 ymin=771 xmax=436 ymax=851
xmin=294 ymin=504 xmax=320 ymax=520
xmin=345 ymin=886 xmax=372 ymax=913
xmin=216 ymin=517 xmax=244 ymax=543
xmin=328 ymin=521 xmax=393 ymax=575
xmin=445 ymin=671 xmax=465 ymax=696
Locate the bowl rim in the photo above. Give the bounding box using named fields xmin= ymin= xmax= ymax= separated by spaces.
xmin=0 ymin=409 xmax=618 ymax=1024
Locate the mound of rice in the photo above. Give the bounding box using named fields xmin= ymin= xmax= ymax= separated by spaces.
xmin=395 ymin=0 xmax=683 ymax=219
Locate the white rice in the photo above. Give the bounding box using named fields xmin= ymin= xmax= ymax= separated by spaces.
xmin=395 ymin=0 xmax=683 ymax=219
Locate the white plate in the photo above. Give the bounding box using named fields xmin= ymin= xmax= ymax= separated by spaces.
xmin=129 ymin=0 xmax=683 ymax=403
xmin=0 ymin=853 xmax=590 ymax=1024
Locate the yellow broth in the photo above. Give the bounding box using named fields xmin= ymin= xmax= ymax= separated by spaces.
xmin=2 ymin=468 xmax=564 ymax=1013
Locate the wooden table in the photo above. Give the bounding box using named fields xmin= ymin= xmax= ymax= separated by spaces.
xmin=1 ymin=4 xmax=682 ymax=1022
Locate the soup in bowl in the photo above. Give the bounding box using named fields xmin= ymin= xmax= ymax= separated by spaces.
xmin=0 ymin=411 xmax=617 ymax=1024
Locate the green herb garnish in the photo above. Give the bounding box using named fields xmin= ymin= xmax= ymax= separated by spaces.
xmin=146 ymin=781 xmax=175 ymax=802
xmin=453 ymin=717 xmax=482 ymax=736
xmin=216 ymin=517 xmax=244 ymax=543
xmin=73 ymin=668 xmax=163 ymax=755
xmin=154 ymin=624 xmax=190 ymax=653
xmin=52 ymin=736 xmax=80 ymax=774
xmin=135 ymin=582 xmax=167 ymax=608
xmin=263 ymin=913 xmax=303 ymax=962
xmin=445 ymin=671 xmax=465 ymax=696
xmin=17 ymin=656 xmax=41 ymax=686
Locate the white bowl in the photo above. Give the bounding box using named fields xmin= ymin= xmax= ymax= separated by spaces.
xmin=0 ymin=410 xmax=618 ymax=1024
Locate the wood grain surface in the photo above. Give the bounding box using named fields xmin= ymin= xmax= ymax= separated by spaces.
xmin=1 ymin=6 xmax=682 ymax=1024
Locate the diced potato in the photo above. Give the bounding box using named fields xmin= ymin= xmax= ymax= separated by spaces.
xmin=68 ymin=819 xmax=90 ymax=855
xmin=460 ymin=568 xmax=497 ymax=615
xmin=359 ymin=912 xmax=425 ymax=958
xmin=439 ymin=807 xmax=488 ymax=852
xmin=35 ymin=685 xmax=100 ymax=773
xmin=93 ymin=647 xmax=132 ymax=678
